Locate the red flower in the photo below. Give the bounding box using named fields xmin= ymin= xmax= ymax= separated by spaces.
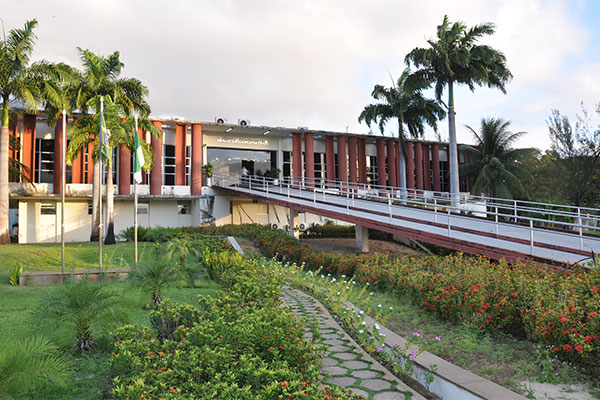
xmin=574 ymin=345 xmax=584 ymax=354
xmin=281 ymin=381 xmax=288 ymax=387
xmin=562 ymin=344 xmax=572 ymax=352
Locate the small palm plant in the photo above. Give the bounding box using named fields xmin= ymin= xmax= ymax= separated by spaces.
xmin=0 ymin=336 xmax=71 ymax=398
xmin=32 ymin=280 xmax=129 ymax=351
xmin=128 ymin=245 xmax=181 ymax=306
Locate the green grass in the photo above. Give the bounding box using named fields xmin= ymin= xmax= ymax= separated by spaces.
xmin=361 ymin=289 xmax=592 ymax=395
xmin=0 ymin=277 xmax=220 ymax=399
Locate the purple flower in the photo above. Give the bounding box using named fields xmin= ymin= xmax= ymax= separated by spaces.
xmin=376 ymin=347 xmax=383 ymax=353
xmin=391 ymin=343 xmax=397 ymax=347
xmin=435 ymin=336 xmax=441 ymax=341
xmin=409 ymin=351 xmax=416 ymax=361
xmin=412 ymin=332 xmax=421 ymax=337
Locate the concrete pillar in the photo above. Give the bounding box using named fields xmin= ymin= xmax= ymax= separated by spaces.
xmin=175 ymin=124 xmax=187 ymax=185
xmin=432 ymin=143 xmax=441 ymax=193
xmin=348 ymin=136 xmax=357 ymax=185
xmin=423 ymin=143 xmax=431 ymax=191
xmin=53 ymin=115 xmax=65 ymax=194
xmin=406 ymin=141 xmax=415 ymax=190
xmin=355 ymin=225 xmax=369 ymax=253
xmin=118 ymin=146 xmax=131 ymax=194
xmin=325 ymin=136 xmax=335 ymax=186
xmin=288 ymin=208 xmax=299 ymax=239
xmin=376 ymin=138 xmax=386 ymax=188
xmin=191 ymin=124 xmax=202 ymax=195
xmin=87 ymin=142 xmax=94 ymax=184
xmin=414 ymin=141 xmax=423 ymax=191
xmin=150 ymin=121 xmax=162 ymax=195
xmin=337 ymin=135 xmax=347 ymax=185
xmin=357 ymin=138 xmax=366 ymax=184
xmin=22 ymin=114 xmax=36 ymax=183
xmin=304 ymin=132 xmax=314 ymax=188
xmin=387 ymin=139 xmax=397 ymax=187
xmin=292 ymin=132 xmax=302 ymax=186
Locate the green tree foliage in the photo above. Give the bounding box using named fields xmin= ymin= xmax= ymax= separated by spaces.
xmin=405 ymin=15 xmax=512 ymax=204
xmin=32 ymin=280 xmax=129 ymax=351
xmin=545 ymin=105 xmax=600 ymax=207
xmin=0 ymin=336 xmax=71 ymax=399
xmin=459 ymin=117 xmax=534 ymax=199
xmin=128 ymin=244 xmax=181 ymax=306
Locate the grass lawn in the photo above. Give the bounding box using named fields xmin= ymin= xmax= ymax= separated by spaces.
xmin=0 ymin=252 xmax=220 ymax=399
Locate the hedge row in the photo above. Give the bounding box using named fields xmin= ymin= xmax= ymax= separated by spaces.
xmin=111 ymin=248 xmax=361 ymax=400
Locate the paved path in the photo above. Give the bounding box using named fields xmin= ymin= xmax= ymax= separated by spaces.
xmin=281 ymin=287 xmax=425 ymax=400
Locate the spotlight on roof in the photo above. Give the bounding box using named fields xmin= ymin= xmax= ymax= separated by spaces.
xmin=215 ymin=117 xmax=227 ymax=124
xmin=238 ymin=119 xmax=250 ymax=126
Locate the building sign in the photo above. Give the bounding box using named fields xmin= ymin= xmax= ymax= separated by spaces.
xmin=216 ymin=137 xmax=269 ymax=147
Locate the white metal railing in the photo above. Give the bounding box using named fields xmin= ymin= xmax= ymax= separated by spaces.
xmin=212 ymin=174 xmax=600 ymax=262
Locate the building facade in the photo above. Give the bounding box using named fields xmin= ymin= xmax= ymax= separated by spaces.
xmin=7 ymin=113 xmax=472 ymax=243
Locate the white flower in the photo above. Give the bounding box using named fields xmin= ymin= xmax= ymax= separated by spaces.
xmin=377 ymin=304 xmax=382 ymax=308
xmin=374 ymin=324 xmax=380 ymax=330
xmin=361 ymin=321 xmax=366 ymax=326
xmin=359 ymin=329 xmax=364 ymax=334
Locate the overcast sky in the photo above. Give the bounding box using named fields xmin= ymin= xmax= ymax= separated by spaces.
xmin=3 ymin=0 xmax=600 ymax=150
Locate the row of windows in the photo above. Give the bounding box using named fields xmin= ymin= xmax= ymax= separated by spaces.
xmin=40 ymin=200 xmax=191 ymax=215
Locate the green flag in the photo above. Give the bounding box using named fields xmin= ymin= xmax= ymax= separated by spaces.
xmin=133 ymin=126 xmax=145 ymax=184
xmin=100 ymin=103 xmax=112 ymax=165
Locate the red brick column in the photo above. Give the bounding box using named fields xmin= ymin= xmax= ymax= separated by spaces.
xmin=406 ymin=141 xmax=415 ymax=190
xmin=118 ymin=146 xmax=131 ymax=194
xmin=175 ymin=124 xmax=187 ymax=185
xmin=22 ymin=114 xmax=36 ymax=183
xmin=376 ymin=138 xmax=386 ymax=188
xmin=423 ymin=144 xmax=431 ymax=191
xmin=387 ymin=139 xmax=397 ymax=187
xmin=325 ymin=136 xmax=335 ymax=186
xmin=347 ymin=136 xmax=357 ymax=185
xmin=337 ymin=135 xmax=347 ymax=184
xmin=304 ymin=132 xmax=314 ymax=188
xmin=292 ymin=132 xmax=302 ymax=186
xmin=414 ymin=142 xmax=423 ymax=191
xmin=357 ymin=138 xmax=366 ymax=184
xmin=150 ymin=121 xmax=163 ymax=195
xmin=432 ymin=143 xmax=441 ymax=192
xmin=191 ymin=124 xmax=202 ymax=195
xmin=53 ymin=115 xmax=65 ymax=194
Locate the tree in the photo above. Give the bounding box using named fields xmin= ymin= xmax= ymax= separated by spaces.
xmin=405 ymin=15 xmax=512 ymax=205
xmin=459 ymin=117 xmax=534 ymax=199
xmin=128 ymin=244 xmax=181 ymax=306
xmin=358 ymin=68 xmax=445 ymax=194
xmin=32 ymin=280 xmax=128 ymax=351
xmin=546 ymin=106 xmax=600 ymax=207
xmin=69 ymin=48 xmax=151 ymax=242
xmin=0 ymin=336 xmax=71 ymax=398
xmin=0 ymin=19 xmax=52 ymax=244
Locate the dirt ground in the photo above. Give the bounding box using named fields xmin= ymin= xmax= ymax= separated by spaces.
xmin=300 ymin=237 xmax=422 ymax=257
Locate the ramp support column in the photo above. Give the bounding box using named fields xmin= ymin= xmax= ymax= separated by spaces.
xmin=355 ymin=225 xmax=369 ymax=253
xmin=288 ymin=209 xmax=299 ymax=239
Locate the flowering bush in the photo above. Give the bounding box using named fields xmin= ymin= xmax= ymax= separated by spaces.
xmin=111 ymin=244 xmax=362 ymax=399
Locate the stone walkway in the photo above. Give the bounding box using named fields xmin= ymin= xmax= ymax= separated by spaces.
xmin=281 ymin=287 xmax=425 ymax=400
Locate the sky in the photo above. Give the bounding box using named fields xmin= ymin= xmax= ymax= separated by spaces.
xmin=3 ymin=0 xmax=600 ymax=150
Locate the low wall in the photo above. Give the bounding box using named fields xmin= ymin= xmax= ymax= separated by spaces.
xmin=19 ymin=268 xmax=129 ymax=286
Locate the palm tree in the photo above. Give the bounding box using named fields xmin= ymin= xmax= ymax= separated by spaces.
xmin=69 ymin=48 xmax=151 ymax=242
xmin=0 ymin=336 xmax=71 ymax=398
xmin=32 ymin=279 xmax=128 ymax=351
xmin=0 ymin=19 xmax=55 ymax=244
xmin=405 ymin=15 xmax=512 ymax=206
xmin=358 ymin=68 xmax=445 ymax=194
xmin=459 ymin=117 xmax=533 ymax=199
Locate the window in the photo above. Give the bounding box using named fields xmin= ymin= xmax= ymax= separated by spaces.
xmin=314 ymin=152 xmax=324 ymax=182
xmin=41 ymin=202 xmax=56 ymax=215
xmin=185 ymin=145 xmax=191 ymax=185
xmin=367 ymin=156 xmax=378 ymax=186
xmin=35 ymin=139 xmax=54 ymax=183
xmin=282 ymin=151 xmax=292 ymax=178
xmin=137 ymin=202 xmax=149 ymax=215
xmin=88 ymin=201 xmax=93 ymax=215
xmin=178 ymin=200 xmax=191 ymax=215
xmin=163 ymin=145 xmax=176 ymax=185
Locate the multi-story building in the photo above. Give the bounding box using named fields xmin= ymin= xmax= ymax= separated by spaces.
xmin=7 ymin=113 xmax=472 ymax=243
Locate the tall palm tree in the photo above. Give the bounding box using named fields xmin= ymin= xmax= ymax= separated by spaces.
xmin=69 ymin=48 xmax=150 ymax=242
xmin=459 ymin=117 xmax=533 ymax=199
xmin=358 ymin=68 xmax=445 ymax=194
xmin=405 ymin=15 xmax=512 ymax=206
xmin=0 ymin=19 xmax=54 ymax=244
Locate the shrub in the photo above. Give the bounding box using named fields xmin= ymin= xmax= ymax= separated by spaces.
xmin=8 ymin=263 xmax=22 ymax=286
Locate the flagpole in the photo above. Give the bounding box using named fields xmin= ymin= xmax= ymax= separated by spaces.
xmin=99 ymin=97 xmax=103 ymax=270
xmin=61 ymin=110 xmax=66 ymax=276
xmin=134 ymin=115 xmax=139 ymax=264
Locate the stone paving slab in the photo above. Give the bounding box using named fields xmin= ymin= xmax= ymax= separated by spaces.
xmin=281 ymin=287 xmax=425 ymax=400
